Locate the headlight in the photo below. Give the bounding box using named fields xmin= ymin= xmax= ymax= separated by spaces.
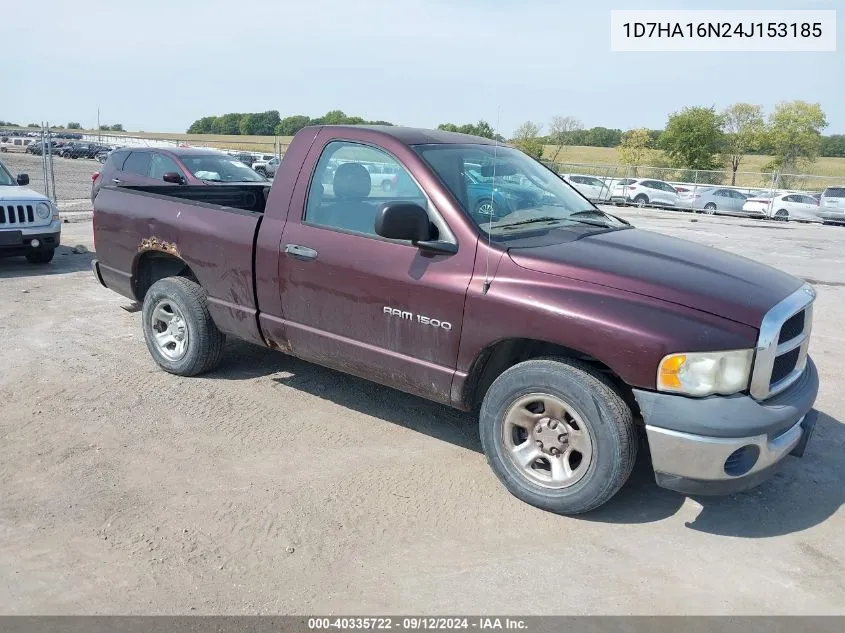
xmin=657 ymin=349 xmax=753 ymax=397
xmin=36 ymin=202 xmax=51 ymax=219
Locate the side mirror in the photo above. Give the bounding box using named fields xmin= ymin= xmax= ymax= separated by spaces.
xmin=162 ymin=172 xmax=184 ymax=184
xmin=17 ymin=173 xmax=29 ymax=186
xmin=375 ymin=203 xmax=431 ymax=242
xmin=374 ymin=202 xmax=458 ymax=255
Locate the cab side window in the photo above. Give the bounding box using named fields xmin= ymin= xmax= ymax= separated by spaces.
xmin=304 ymin=141 xmax=426 ymax=238
xmin=123 ymin=151 xmax=152 ymax=177
xmin=149 ymin=153 xmax=184 ymax=181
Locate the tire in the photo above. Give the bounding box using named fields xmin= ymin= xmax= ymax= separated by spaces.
xmin=633 ymin=194 xmax=648 ymax=208
xmin=25 ymin=248 xmax=55 ymax=264
xmin=474 ymin=199 xmax=500 ymax=219
xmin=703 ymin=203 xmax=717 ymax=214
xmin=774 ymin=209 xmax=789 ymax=222
xmin=141 ymin=276 xmax=225 ymax=376
xmin=479 ymin=357 xmax=637 ymax=515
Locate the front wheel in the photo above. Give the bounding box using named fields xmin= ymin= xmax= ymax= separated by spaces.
xmin=479 ymin=358 xmax=637 ymax=515
xmin=141 ymin=277 xmax=225 ymax=376
xmin=633 ymin=194 xmax=648 ymax=208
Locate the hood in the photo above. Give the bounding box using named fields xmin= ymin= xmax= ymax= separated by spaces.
xmin=0 ymin=186 xmax=50 ymax=202
xmin=507 ymin=227 xmax=803 ymax=327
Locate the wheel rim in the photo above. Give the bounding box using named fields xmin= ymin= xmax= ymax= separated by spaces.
xmin=705 ymin=204 xmax=716 ymax=214
xmin=501 ymin=393 xmax=594 ymax=489
xmin=150 ymin=299 xmax=189 ymax=361
xmin=477 ymin=201 xmax=495 ymax=216
xmin=635 ymin=197 xmax=646 ymax=207
xmin=776 ymin=210 xmax=788 ymax=221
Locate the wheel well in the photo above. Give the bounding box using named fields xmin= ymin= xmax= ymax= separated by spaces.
xmin=133 ymin=252 xmax=197 ymax=301
xmin=463 ymin=338 xmax=638 ymax=415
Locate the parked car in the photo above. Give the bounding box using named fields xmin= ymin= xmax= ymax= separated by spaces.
xmin=677 ymin=187 xmax=750 ymax=215
xmin=0 ymin=159 xmax=61 ymax=263
xmin=261 ymin=155 xmax=283 ymax=178
xmin=91 ymin=124 xmax=819 ymax=515
xmin=742 ymin=193 xmax=823 ymax=222
xmin=610 ymin=178 xmax=680 ymax=208
xmin=91 ymin=146 xmax=267 ymax=203
xmin=251 ymin=154 xmax=277 ymax=175
xmin=818 ymin=186 xmax=845 ymax=224
xmin=560 ymin=174 xmax=613 ymax=201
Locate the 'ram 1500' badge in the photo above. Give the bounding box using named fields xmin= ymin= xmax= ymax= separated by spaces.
xmin=383 ymin=307 xmax=452 ymax=331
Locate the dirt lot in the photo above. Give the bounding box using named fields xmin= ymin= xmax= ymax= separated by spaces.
xmin=1 ymin=210 xmax=843 ymax=615
xmin=1 ymin=152 xmax=100 ymax=205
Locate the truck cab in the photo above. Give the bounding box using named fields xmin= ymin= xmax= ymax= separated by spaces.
xmin=0 ymin=160 xmax=61 ymax=263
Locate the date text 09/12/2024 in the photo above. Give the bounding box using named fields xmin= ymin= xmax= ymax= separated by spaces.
xmin=308 ymin=618 xmax=527 ymax=630
xmin=622 ymin=22 xmax=824 ymax=38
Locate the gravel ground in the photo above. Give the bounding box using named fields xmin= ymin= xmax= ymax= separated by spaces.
xmin=1 ymin=151 xmax=99 ymax=204
xmin=0 ymin=210 xmax=843 ymax=615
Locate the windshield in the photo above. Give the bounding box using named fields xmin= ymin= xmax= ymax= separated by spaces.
xmin=179 ymin=154 xmax=266 ymax=182
xmin=0 ymin=161 xmax=14 ymax=186
xmin=413 ymin=144 xmax=626 ymax=236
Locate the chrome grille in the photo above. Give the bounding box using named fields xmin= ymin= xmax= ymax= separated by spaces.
xmin=0 ymin=204 xmax=36 ymax=225
xmin=749 ymin=284 xmax=815 ymax=401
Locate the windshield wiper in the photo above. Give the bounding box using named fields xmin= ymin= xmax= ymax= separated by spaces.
xmin=570 ymin=209 xmax=631 ymax=226
xmin=498 ymin=216 xmax=566 ymax=230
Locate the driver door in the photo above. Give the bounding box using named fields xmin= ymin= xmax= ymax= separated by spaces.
xmin=278 ymin=139 xmax=474 ymax=403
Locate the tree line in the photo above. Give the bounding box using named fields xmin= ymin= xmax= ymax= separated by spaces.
xmin=186 ymin=110 xmax=393 ymax=136
xmin=509 ymin=101 xmax=836 ymax=183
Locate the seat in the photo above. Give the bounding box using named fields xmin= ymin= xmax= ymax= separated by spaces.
xmin=311 ymin=162 xmax=378 ymax=235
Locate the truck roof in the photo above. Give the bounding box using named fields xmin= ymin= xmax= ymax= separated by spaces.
xmin=307 ymin=125 xmax=500 ymax=146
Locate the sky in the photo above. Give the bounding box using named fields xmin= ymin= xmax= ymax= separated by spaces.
xmin=7 ymin=0 xmax=843 ymax=136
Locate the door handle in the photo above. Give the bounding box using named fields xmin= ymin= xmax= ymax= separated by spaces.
xmin=284 ymin=243 xmax=318 ymax=261
xmin=112 ymin=178 xmax=122 ymax=184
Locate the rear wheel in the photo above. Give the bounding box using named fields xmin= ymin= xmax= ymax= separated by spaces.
xmin=633 ymin=194 xmax=648 ymax=208
xmin=704 ymin=202 xmax=717 ymax=214
xmin=479 ymin=358 xmax=637 ymax=515
xmin=141 ymin=277 xmax=225 ymax=376
xmin=774 ymin=209 xmax=789 ymax=222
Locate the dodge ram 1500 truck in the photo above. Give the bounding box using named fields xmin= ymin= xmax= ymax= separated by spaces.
xmin=91 ymin=125 xmax=819 ymax=514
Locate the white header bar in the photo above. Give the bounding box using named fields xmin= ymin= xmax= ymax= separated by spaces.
xmin=610 ymin=10 xmax=837 ymax=52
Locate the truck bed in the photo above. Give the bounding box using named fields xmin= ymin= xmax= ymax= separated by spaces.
xmin=93 ymin=184 xmax=269 ymax=346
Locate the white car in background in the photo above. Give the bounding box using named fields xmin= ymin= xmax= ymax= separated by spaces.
xmin=818 ymin=186 xmax=845 ymax=224
xmin=610 ymin=178 xmax=680 ymax=208
xmin=560 ymin=173 xmax=613 ymax=201
xmin=742 ymin=192 xmax=823 ymax=222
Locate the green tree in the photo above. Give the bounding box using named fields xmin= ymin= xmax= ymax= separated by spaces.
xmin=188 ymin=116 xmax=216 ymax=134
xmin=618 ymin=128 xmax=652 ymax=172
xmin=764 ymin=101 xmax=829 ymax=174
xmin=511 ymin=121 xmax=544 ymax=159
xmin=721 ymin=103 xmax=765 ymax=185
xmin=110 ymin=123 xmax=124 ymax=132
xmin=26 ymin=123 xmax=39 ymax=128
xmin=547 ymin=115 xmax=583 ymax=163
xmin=275 ymin=115 xmax=311 ymax=136
xmin=66 ymin=122 xmax=82 ymax=130
xmin=238 ymin=113 xmax=258 ymax=135
xmin=436 ymin=120 xmax=500 ymax=140
xmin=583 ymin=127 xmax=622 ymax=147
xmin=659 ymin=106 xmax=724 ymax=171
xmin=820 ymin=134 xmax=845 ymax=158
xmin=98 ymin=125 xmax=111 ymax=131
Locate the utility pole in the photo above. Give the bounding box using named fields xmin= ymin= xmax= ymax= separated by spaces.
xmin=97 ymin=107 xmax=101 ymax=144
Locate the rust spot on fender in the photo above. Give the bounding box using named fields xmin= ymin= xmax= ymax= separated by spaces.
xmin=139 ymin=236 xmax=180 ymax=257
xmin=266 ymin=338 xmax=292 ymax=354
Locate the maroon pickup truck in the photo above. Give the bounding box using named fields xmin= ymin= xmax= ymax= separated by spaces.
xmin=91 ymin=125 xmax=819 ymax=514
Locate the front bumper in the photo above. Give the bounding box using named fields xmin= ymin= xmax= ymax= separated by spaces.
xmin=633 ymin=358 xmax=818 ymax=495
xmin=0 ymin=220 xmax=61 ymax=257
